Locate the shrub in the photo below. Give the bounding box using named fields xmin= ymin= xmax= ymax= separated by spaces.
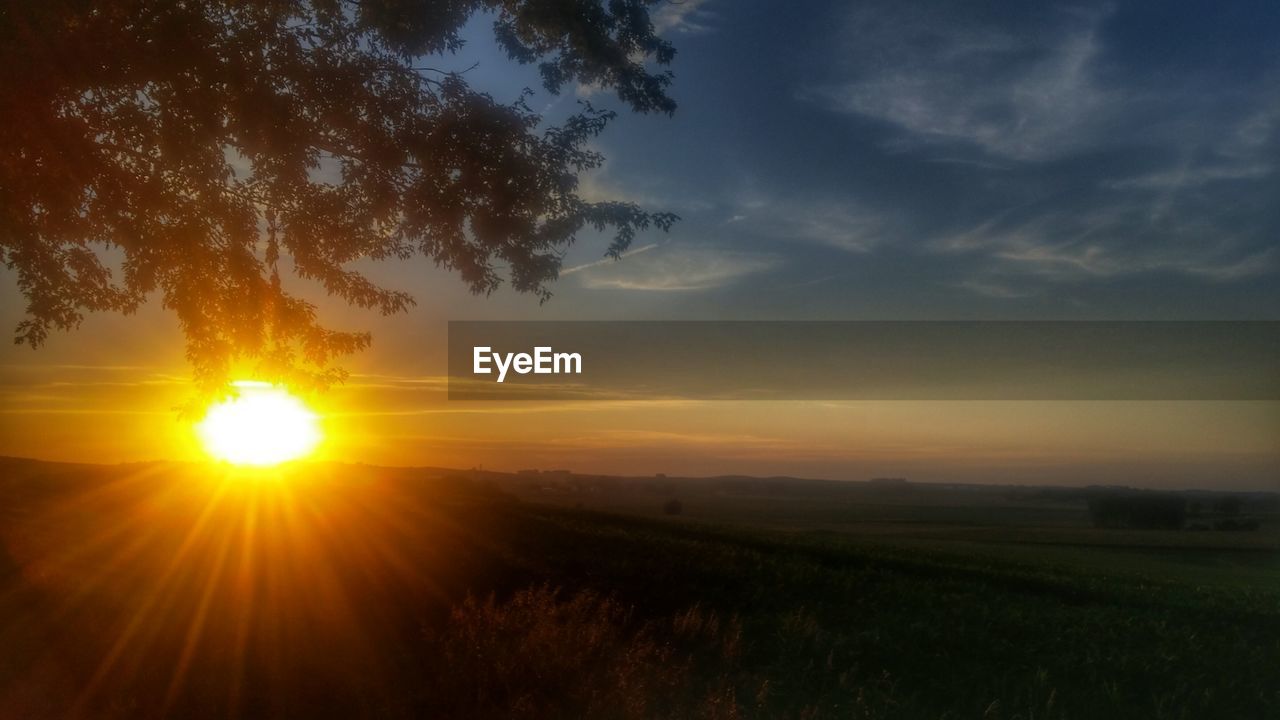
xmin=422 ymin=585 xmax=743 ymax=719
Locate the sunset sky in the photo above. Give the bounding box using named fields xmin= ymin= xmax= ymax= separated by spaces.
xmin=2 ymin=0 xmax=1277 ymax=488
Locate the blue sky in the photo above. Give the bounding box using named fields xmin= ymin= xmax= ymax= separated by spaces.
xmin=429 ymin=0 xmax=1279 ymax=322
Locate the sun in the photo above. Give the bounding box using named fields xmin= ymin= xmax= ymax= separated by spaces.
xmin=197 ymin=381 xmax=321 ymax=466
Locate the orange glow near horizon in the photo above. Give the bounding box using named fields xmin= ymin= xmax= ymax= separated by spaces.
xmin=196 ymin=381 xmax=321 ymax=466
xmin=0 ymin=360 xmax=1277 ymax=489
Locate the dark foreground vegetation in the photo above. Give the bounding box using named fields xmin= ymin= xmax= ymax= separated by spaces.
xmin=0 ymin=458 xmax=1277 ymax=719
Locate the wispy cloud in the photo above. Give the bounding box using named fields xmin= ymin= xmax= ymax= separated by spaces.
xmin=726 ymin=194 xmax=892 ymax=253
xmin=954 ymin=279 xmax=1034 ymax=300
xmin=1183 ymin=248 xmax=1277 ymax=282
xmin=1106 ymin=162 xmax=1272 ymax=191
xmin=786 ymin=203 xmax=887 ymax=253
xmin=571 ymin=243 xmax=778 ymax=291
xmin=1104 ymin=96 xmax=1279 ymax=193
xmin=560 ymin=243 xmax=661 ymax=276
xmin=935 ymin=202 xmax=1277 ymax=291
xmin=653 ymin=0 xmax=717 ymax=35
xmin=786 ymin=2 xmax=1279 ymax=295
xmin=805 ymin=4 xmax=1113 ymax=160
xmin=576 ymin=160 xmax=712 ymax=213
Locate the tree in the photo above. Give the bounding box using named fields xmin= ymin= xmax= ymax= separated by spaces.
xmin=0 ymin=0 xmax=678 ymax=404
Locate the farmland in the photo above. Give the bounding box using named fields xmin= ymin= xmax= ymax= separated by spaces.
xmin=0 ymin=458 xmax=1276 ymax=718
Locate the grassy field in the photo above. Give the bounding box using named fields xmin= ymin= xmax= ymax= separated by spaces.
xmin=0 ymin=458 xmax=1276 ymax=718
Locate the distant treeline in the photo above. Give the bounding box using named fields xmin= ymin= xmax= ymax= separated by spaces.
xmin=1087 ymin=491 xmax=1187 ymax=530
xmin=1083 ymin=489 xmax=1269 ymax=531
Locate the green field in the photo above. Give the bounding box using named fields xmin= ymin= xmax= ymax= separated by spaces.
xmin=0 ymin=458 xmax=1276 ymax=718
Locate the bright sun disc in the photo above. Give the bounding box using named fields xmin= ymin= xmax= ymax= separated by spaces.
xmin=197 ymin=381 xmax=321 ymax=466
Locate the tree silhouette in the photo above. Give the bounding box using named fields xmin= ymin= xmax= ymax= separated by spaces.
xmin=0 ymin=0 xmax=678 ymax=401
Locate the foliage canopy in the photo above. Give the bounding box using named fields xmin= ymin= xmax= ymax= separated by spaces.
xmin=0 ymin=0 xmax=678 ymax=399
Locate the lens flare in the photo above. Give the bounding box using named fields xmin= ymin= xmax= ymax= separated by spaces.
xmin=197 ymin=382 xmax=320 ymax=466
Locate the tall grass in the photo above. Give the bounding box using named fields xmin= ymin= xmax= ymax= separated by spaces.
xmin=422 ymin=585 xmax=750 ymax=719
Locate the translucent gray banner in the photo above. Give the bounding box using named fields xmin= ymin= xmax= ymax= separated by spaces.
xmin=446 ymin=321 xmax=1280 ymax=400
